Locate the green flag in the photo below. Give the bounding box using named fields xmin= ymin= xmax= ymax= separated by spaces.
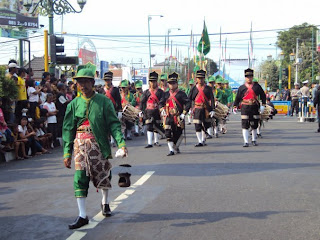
xmin=197 ymin=21 xmax=210 ymax=55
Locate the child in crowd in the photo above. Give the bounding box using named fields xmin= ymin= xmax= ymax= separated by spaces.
xmin=11 ymin=124 xmax=28 ymax=160
xmin=43 ymin=93 xmax=58 ymax=148
xmin=39 ymin=85 xmax=48 ymax=108
xmin=0 ymin=97 xmax=14 ymax=151
xmin=34 ymin=119 xmax=52 ymax=150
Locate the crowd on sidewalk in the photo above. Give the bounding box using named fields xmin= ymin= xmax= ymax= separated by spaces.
xmin=0 ymin=60 xmax=77 ymax=160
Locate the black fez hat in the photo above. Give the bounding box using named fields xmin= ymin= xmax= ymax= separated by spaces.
xmin=103 ymin=71 xmax=113 ymax=80
xmin=244 ymin=68 xmax=254 ymax=77
xmin=168 ymin=72 xmax=179 ymax=83
xmin=149 ymin=71 xmax=158 ymax=81
xmin=196 ymin=69 xmax=206 ymax=78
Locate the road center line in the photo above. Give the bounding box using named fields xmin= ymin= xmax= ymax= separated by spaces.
xmin=66 ymin=171 xmax=155 ymax=240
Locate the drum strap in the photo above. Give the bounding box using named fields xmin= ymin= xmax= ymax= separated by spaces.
xmin=196 ymin=85 xmax=209 ymax=103
xmin=105 ymin=87 xmax=116 ymax=106
xmin=149 ymin=89 xmax=159 ymax=103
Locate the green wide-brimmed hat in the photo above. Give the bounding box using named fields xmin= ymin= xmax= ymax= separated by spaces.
xmin=224 ymin=79 xmax=229 ymax=84
xmin=135 ymin=80 xmax=143 ymax=88
xmin=215 ymin=75 xmax=223 ymax=84
xmin=74 ymin=62 xmax=96 ymax=80
xmin=189 ymin=79 xmax=194 ymax=85
xmin=160 ymin=73 xmax=168 ymax=80
xmin=253 ymin=78 xmax=259 ymax=83
xmin=120 ymin=79 xmax=129 ymax=88
xmin=208 ymin=76 xmax=216 ymax=83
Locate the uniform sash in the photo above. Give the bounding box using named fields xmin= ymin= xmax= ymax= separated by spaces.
xmin=104 ymin=86 xmax=116 ymax=106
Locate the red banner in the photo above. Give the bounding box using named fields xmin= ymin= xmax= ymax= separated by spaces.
xmin=78 ymin=48 xmax=96 ymax=65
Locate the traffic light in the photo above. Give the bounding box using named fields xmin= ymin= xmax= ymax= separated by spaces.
xmin=282 ymin=68 xmax=288 ymax=77
xmin=50 ymin=34 xmax=65 ymax=64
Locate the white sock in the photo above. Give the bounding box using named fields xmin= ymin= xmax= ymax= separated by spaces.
xmin=196 ymin=132 xmax=202 ymax=143
xmin=110 ymin=136 xmax=114 ymax=144
xmin=214 ymin=127 xmax=218 ymax=134
xmin=188 ymin=115 xmax=191 ymax=123
xmin=147 ymin=131 xmax=153 ymax=145
xmin=127 ymin=129 xmax=131 ymax=138
xmin=252 ymin=129 xmax=257 ymax=141
xmin=257 ymin=127 xmax=261 ymax=135
xmin=154 ymin=132 xmax=159 ymax=143
xmin=142 ymin=125 xmax=146 ymax=133
xmin=208 ymin=127 xmax=213 ymax=136
xmin=168 ymin=142 xmax=174 ymax=152
xmin=101 ymin=189 xmax=109 ymax=205
xmin=77 ymin=197 xmax=86 ymax=218
xmin=201 ymin=130 xmax=206 ymax=142
xmin=242 ymin=129 xmax=249 ymax=143
xmin=135 ymin=125 xmax=139 ymax=133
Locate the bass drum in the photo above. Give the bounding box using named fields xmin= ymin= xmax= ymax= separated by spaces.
xmin=122 ymin=104 xmax=140 ymax=123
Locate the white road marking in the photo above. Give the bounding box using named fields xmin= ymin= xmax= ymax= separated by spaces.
xmin=66 ymin=171 xmax=155 ymax=240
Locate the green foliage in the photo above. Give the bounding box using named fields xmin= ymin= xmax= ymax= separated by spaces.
xmin=259 ymin=60 xmax=280 ymax=91
xmin=277 ymin=22 xmax=319 ymax=82
xmin=0 ymin=65 xmax=18 ymax=99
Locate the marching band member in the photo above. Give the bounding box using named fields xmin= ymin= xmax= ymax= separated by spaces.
xmin=63 ymin=63 xmax=127 ymax=229
xmin=120 ymin=80 xmax=136 ymax=140
xmin=188 ymin=69 xmax=215 ymax=147
xmin=160 ymin=73 xmax=170 ymax=92
xmin=134 ymin=80 xmax=144 ymax=136
xmin=103 ymin=71 xmax=122 ymax=147
xmin=234 ymin=68 xmax=266 ymax=147
xmin=207 ymin=76 xmax=217 ymax=138
xmin=186 ymin=79 xmax=195 ymax=125
xmin=140 ymin=71 xmax=165 ymax=148
xmin=161 ymin=72 xmax=191 ymax=156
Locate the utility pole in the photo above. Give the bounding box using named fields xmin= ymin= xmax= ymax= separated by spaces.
xmin=312 ymin=28 xmax=314 ymax=83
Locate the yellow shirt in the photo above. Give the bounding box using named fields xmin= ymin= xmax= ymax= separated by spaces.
xmin=17 ymin=77 xmax=27 ymax=101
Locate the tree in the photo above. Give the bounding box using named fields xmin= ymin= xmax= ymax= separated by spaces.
xmin=277 ymin=22 xmax=319 ymax=82
xmin=259 ymin=60 xmax=279 ymax=91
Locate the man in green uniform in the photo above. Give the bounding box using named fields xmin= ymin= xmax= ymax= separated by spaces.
xmin=63 ymin=63 xmax=128 ymax=229
xmin=120 ymin=79 xmax=136 ymax=140
xmin=186 ymin=79 xmax=195 ymax=125
xmin=160 ymin=73 xmax=170 ymax=92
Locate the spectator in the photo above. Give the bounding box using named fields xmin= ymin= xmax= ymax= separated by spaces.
xmin=290 ymin=83 xmax=301 ymax=116
xmin=274 ymin=89 xmax=281 ymax=101
xmin=266 ymin=97 xmax=277 ymax=119
xmin=15 ymin=68 xmax=28 ymax=122
xmin=11 ymin=124 xmax=28 ymax=160
xmin=282 ymin=86 xmax=291 ymax=101
xmin=26 ymin=68 xmax=34 ymax=82
xmin=41 ymin=72 xmax=50 ymax=87
xmin=34 ymin=119 xmax=52 ymax=149
xmin=5 ymin=60 xmax=18 ymax=80
xmin=56 ymin=83 xmax=69 ymax=137
xmin=39 ymin=85 xmax=48 ymax=108
xmin=60 ymin=74 xmax=67 ymax=84
xmin=18 ymin=116 xmax=48 ymax=156
xmin=66 ymin=87 xmax=73 ymax=101
xmin=43 ymin=93 xmax=58 ymax=147
xmin=50 ymin=77 xmax=58 ymax=97
xmin=27 ymin=80 xmax=41 ymax=120
xmin=0 ymin=97 xmax=14 ymax=151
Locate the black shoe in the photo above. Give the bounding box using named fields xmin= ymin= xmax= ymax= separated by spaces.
xmin=126 ymin=136 xmax=132 ymax=140
xmin=202 ymin=141 xmax=207 ymax=146
xmin=101 ymin=203 xmax=112 ymax=217
xmin=187 ymin=122 xmax=191 ymax=125
xmin=206 ymin=134 xmax=213 ymax=139
xmin=243 ymin=143 xmax=249 ymax=147
xmin=215 ymin=133 xmax=219 ymax=138
xmin=195 ymin=143 xmax=203 ymax=147
xmin=154 ymin=142 xmax=161 ymax=147
xmin=68 ymin=216 xmax=89 ymax=229
xmin=252 ymin=141 xmax=258 ymax=146
xmin=167 ymin=151 xmax=175 ymax=156
xmin=141 ymin=132 xmax=145 ymax=136
xmin=176 ymin=148 xmax=180 ymax=154
xmin=257 ymin=134 xmax=262 ymax=138
xmin=134 ymin=132 xmax=139 ymax=137
xmin=145 ymin=144 xmax=153 ymax=148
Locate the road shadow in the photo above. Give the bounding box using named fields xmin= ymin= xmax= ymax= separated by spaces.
xmin=0 ymin=214 xmax=73 ymax=240
xmin=127 ymin=162 xmax=320 ymax=177
xmin=119 ymin=210 xmax=304 ymax=227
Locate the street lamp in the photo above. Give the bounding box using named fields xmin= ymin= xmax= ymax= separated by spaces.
xmin=168 ymin=28 xmax=181 ymax=56
xmin=148 ymin=14 xmax=163 ymax=71
xmin=288 ymin=53 xmax=295 ymax=89
xmin=24 ymin=0 xmax=87 ymax=73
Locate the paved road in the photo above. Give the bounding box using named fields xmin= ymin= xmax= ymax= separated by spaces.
xmin=0 ymin=115 xmax=319 ymax=240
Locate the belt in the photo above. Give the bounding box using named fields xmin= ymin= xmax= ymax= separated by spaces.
xmin=76 ymin=132 xmax=95 ymax=139
xmin=242 ymin=99 xmax=257 ymax=105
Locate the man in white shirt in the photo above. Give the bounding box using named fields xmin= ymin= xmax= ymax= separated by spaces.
xmin=27 ymin=80 xmax=40 ymax=120
xmin=43 ymin=93 xmax=58 ymax=147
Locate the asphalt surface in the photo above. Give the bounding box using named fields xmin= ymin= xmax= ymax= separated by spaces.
xmin=0 ymin=114 xmax=320 ymax=240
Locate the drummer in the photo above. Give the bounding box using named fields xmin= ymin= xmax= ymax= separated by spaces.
xmin=134 ymin=80 xmax=144 ymax=136
xmin=120 ymin=79 xmax=136 ymax=140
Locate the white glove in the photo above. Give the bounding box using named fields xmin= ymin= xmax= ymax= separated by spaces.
xmin=138 ymin=111 xmax=143 ymax=118
xmin=179 ymin=113 xmax=185 ymax=120
xmin=233 ymin=107 xmax=237 ymax=114
xmin=161 ymin=109 xmax=166 ymax=117
xmin=209 ymin=111 xmax=215 ymax=118
xmin=117 ymin=112 xmax=122 ymax=119
xmin=115 ymin=148 xmax=126 ymax=158
xmin=260 ymin=106 xmax=265 ymax=113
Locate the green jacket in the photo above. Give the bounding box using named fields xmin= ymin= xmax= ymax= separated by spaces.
xmin=224 ymin=88 xmax=233 ymax=104
xmin=121 ymin=91 xmax=136 ymax=107
xmin=62 ymin=93 xmax=126 ymax=159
